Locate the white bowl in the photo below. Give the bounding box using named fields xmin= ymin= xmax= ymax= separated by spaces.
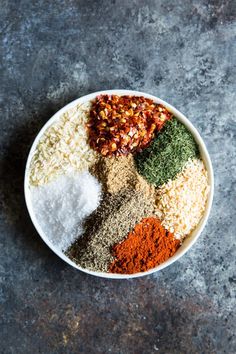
xmin=24 ymin=90 xmax=214 ymax=279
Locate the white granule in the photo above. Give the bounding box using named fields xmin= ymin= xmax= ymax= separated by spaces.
xmin=29 ymin=102 xmax=97 ymax=186
xmin=156 ymin=158 xmax=210 ymax=241
xmin=30 ymin=171 xmax=101 ymax=251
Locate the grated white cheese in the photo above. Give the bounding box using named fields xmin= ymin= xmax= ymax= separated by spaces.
xmin=31 ymin=171 xmax=101 ymax=252
xmin=29 ymin=102 xmax=97 ymax=186
xmin=156 ymin=158 xmax=210 ymax=241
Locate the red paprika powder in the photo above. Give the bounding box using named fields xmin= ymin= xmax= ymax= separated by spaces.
xmin=109 ymin=217 xmax=180 ymax=274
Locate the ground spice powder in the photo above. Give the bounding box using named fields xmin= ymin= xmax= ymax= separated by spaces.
xmin=90 ymin=155 xmax=138 ymax=194
xmin=109 ymin=217 xmax=180 ymax=274
xmin=90 ymin=154 xmax=155 ymax=197
xmin=66 ymin=190 xmax=157 ymax=272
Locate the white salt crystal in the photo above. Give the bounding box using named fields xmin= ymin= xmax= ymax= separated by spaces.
xmin=30 ymin=171 xmax=101 ymax=251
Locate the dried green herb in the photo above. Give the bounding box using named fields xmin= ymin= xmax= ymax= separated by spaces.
xmin=134 ymin=118 xmax=199 ymax=187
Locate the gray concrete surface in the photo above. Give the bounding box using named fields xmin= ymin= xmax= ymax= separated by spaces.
xmin=0 ymin=1 xmax=235 ymax=353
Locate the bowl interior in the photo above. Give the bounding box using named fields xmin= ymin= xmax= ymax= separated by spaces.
xmin=24 ymin=90 xmax=214 ymax=279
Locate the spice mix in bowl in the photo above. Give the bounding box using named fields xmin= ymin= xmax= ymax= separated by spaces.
xmin=25 ymin=90 xmax=213 ymax=279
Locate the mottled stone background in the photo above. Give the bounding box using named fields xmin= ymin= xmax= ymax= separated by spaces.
xmin=0 ymin=1 xmax=235 ymax=353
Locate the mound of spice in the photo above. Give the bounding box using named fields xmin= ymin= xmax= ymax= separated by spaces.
xmin=90 ymin=155 xmax=138 ymax=194
xmin=87 ymin=95 xmax=172 ymax=156
xmin=30 ymin=102 xmax=97 ymax=186
xmin=109 ymin=217 xmax=180 ymax=274
xmin=135 ymin=118 xmax=199 ymax=187
xmin=31 ymin=171 xmax=101 ymax=251
xmin=67 ymin=189 xmax=158 ymax=272
xmin=90 ymin=154 xmax=155 ymax=197
xmin=156 ymin=158 xmax=209 ymax=240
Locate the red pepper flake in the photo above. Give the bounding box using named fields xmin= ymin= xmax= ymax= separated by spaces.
xmin=87 ymin=95 xmax=172 ymax=157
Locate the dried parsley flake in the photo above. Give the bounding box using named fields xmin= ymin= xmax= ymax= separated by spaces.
xmin=134 ymin=118 xmax=199 ymax=187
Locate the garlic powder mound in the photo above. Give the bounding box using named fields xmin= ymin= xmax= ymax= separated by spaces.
xmin=156 ymin=158 xmax=210 ymax=240
xmin=29 ymin=102 xmax=97 ymax=186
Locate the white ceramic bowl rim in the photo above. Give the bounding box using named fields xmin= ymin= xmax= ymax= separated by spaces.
xmin=24 ymin=89 xmax=214 ymax=279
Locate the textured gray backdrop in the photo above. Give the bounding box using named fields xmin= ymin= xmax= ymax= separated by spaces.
xmin=0 ymin=1 xmax=235 ymax=353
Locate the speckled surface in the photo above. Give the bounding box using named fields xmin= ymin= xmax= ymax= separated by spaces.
xmin=0 ymin=1 xmax=235 ymax=353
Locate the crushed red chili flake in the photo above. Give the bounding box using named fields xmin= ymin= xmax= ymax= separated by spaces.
xmin=87 ymin=95 xmax=172 ymax=156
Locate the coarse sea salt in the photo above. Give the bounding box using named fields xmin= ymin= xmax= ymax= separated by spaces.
xmin=30 ymin=171 xmax=101 ymax=251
